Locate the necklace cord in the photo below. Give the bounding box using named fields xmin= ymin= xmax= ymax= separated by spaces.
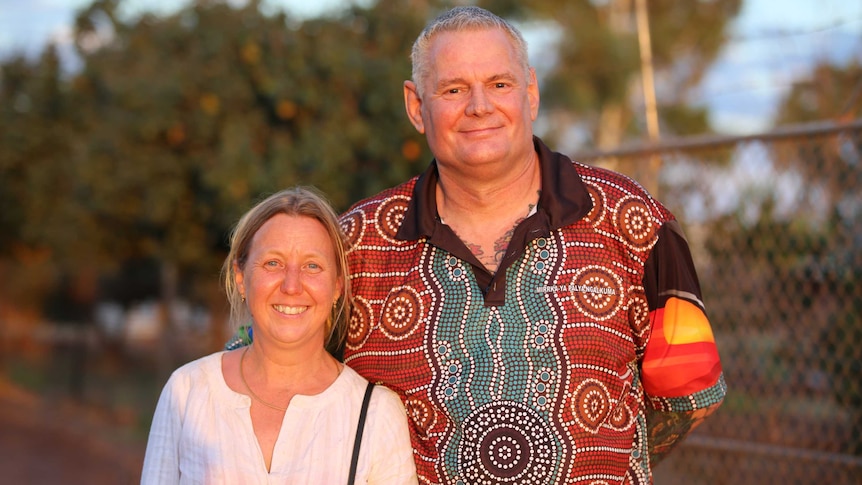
xmin=240 ymin=346 xmax=288 ymax=411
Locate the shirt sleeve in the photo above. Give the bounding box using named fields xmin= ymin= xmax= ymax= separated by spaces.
xmin=366 ymin=386 xmax=419 ymax=485
xmin=641 ymin=220 xmax=724 ymax=407
xmin=140 ymin=372 xmax=186 ymax=485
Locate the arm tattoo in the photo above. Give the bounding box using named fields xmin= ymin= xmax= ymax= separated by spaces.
xmin=647 ymin=404 xmax=718 ymax=465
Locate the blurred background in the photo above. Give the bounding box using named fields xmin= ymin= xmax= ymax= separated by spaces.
xmin=0 ymin=0 xmax=859 ymax=483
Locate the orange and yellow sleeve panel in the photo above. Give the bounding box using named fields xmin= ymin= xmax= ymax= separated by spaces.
xmin=642 ymin=295 xmax=722 ymax=397
xmin=640 ymin=221 xmax=724 ymax=399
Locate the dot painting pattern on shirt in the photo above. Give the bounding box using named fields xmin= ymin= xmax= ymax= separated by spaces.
xmin=341 ymin=160 xmax=724 ymax=485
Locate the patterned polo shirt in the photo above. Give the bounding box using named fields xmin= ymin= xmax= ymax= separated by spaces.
xmin=340 ymin=137 xmax=724 ymax=484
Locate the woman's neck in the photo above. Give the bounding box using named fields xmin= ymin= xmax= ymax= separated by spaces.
xmin=245 ymin=342 xmax=341 ymax=394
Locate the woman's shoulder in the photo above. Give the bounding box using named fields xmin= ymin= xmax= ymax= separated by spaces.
xmin=158 ymin=351 xmax=245 ymax=409
xmin=173 ymin=350 xmax=224 ymax=374
xmin=163 ymin=351 xmax=227 ymax=388
xmin=340 ymin=366 xmax=405 ymax=411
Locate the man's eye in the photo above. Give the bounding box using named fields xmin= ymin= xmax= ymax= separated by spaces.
xmin=448 ymin=88 xmax=461 ymax=94
xmin=495 ymin=83 xmax=508 ymax=88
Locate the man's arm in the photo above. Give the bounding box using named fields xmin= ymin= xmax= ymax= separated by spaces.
xmin=640 ymin=220 xmax=726 ymax=464
xmin=646 ymin=381 xmax=725 ymax=464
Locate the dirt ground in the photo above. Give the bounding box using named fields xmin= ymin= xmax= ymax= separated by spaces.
xmin=3 ymin=375 xmax=858 ymax=484
xmin=0 ymin=378 xmax=145 ymax=484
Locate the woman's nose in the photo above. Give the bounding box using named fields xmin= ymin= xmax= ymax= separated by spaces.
xmin=280 ymin=267 xmax=302 ymax=294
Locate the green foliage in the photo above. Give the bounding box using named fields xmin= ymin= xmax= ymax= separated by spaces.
xmin=0 ymin=0 xmax=743 ymax=314
xmin=479 ymin=0 xmax=742 ymax=146
xmin=0 ymin=0 xmax=433 ymax=311
xmin=774 ymin=61 xmax=862 ymax=125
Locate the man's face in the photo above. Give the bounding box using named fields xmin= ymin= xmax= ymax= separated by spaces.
xmin=405 ymin=28 xmax=539 ymax=175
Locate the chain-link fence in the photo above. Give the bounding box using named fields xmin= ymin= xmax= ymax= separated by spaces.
xmin=2 ymin=120 xmax=859 ymax=483
xmin=575 ymin=119 xmax=862 ymax=484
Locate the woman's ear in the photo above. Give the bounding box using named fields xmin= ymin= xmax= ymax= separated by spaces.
xmin=234 ymin=260 xmax=245 ymax=299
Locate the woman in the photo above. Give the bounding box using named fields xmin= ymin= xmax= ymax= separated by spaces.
xmin=141 ymin=187 xmax=417 ymax=484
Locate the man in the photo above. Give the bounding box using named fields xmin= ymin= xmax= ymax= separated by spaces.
xmin=231 ymin=6 xmax=725 ymax=484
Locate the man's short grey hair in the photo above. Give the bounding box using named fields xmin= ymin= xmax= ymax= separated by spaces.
xmin=410 ymin=6 xmax=531 ymax=96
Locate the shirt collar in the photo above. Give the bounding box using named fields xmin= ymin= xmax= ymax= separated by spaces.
xmin=397 ymin=136 xmax=593 ymax=241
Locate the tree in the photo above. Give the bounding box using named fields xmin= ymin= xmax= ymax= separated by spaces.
xmin=0 ymin=46 xmax=92 ymax=308
xmin=1 ymin=0 xmax=746 ymax=362
xmin=771 ymin=59 xmax=862 ymax=454
xmin=1 ymin=0 xmax=436 ymax=362
xmin=478 ymin=0 xmax=743 ymax=151
xmin=768 ymin=61 xmax=861 ymax=234
xmin=774 ymin=61 xmax=862 ymax=125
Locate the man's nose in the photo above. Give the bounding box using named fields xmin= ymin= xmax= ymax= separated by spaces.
xmin=466 ymin=87 xmax=493 ymax=116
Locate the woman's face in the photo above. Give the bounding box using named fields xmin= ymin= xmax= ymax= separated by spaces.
xmin=235 ymin=213 xmax=342 ymax=350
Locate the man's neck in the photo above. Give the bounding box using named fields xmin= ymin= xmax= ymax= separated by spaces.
xmin=436 ymin=150 xmax=540 ymax=221
xmin=435 ymin=151 xmax=541 ymax=272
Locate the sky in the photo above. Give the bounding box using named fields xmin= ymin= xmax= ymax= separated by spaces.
xmin=698 ymin=0 xmax=862 ymax=133
xmin=0 ymin=0 xmax=860 ymax=135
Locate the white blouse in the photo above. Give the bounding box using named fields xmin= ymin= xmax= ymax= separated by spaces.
xmin=141 ymin=351 xmax=417 ymax=484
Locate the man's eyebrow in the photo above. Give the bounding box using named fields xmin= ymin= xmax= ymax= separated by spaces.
xmin=487 ymin=73 xmax=517 ymax=83
xmin=435 ymin=77 xmax=468 ymax=90
xmin=435 ymin=73 xmax=517 ymax=90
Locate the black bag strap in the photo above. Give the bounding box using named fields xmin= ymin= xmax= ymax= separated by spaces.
xmin=347 ymin=382 xmax=375 ymax=485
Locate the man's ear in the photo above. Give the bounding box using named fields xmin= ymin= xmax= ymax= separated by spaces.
xmin=404 ymin=80 xmax=426 ymax=134
xmin=528 ymin=68 xmax=540 ymax=121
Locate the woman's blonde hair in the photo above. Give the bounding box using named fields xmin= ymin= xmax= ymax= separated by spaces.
xmin=222 ymin=186 xmax=351 ymax=356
